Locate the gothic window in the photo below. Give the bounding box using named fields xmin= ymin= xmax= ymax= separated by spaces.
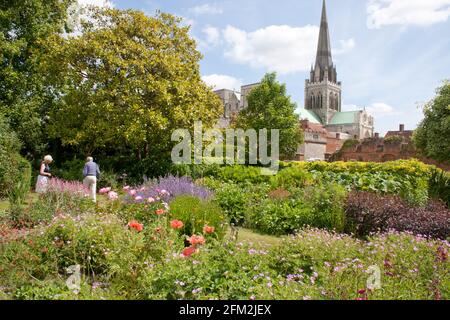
xmin=310 ymin=96 xmax=313 ymax=108
xmin=329 ymin=95 xmax=333 ymax=110
xmin=320 ymin=94 xmax=323 ymax=108
xmin=335 ymin=94 xmax=339 ymax=110
xmin=312 ymin=96 xmax=316 ymax=108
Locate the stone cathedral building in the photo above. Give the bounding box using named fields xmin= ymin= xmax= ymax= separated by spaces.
xmin=302 ymin=0 xmax=374 ymax=141
xmin=213 ymin=0 xmax=375 ymax=160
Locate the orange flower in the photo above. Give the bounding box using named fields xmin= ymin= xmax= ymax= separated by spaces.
xmin=188 ymin=235 xmax=206 ymax=246
xmin=155 ymin=226 xmax=162 ymax=233
xmin=182 ymin=246 xmax=197 ymax=257
xmin=203 ymin=225 xmax=215 ymax=234
xmin=128 ymin=220 xmax=144 ymax=232
xmin=155 ymin=209 xmax=165 ymax=216
xmin=170 ymin=220 xmax=184 ymax=230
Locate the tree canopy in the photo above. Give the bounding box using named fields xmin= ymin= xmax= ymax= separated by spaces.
xmin=0 ymin=0 xmax=74 ymax=155
xmin=234 ymin=73 xmax=304 ymax=160
xmin=414 ymin=81 xmax=450 ymax=163
xmin=39 ymin=8 xmax=222 ymax=158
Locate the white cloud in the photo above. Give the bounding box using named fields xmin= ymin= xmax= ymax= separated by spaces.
xmin=342 ymin=104 xmax=361 ymax=111
xmin=189 ymin=3 xmax=223 ymax=15
xmin=367 ymin=102 xmax=401 ymax=118
xmin=223 ymin=25 xmax=320 ymax=74
xmin=344 ymin=102 xmax=401 ymax=118
xmin=202 ymin=25 xmax=221 ymax=46
xmin=333 ymin=38 xmax=356 ymax=55
xmin=367 ymin=0 xmax=450 ymax=29
xmin=202 ymin=74 xmax=243 ymax=90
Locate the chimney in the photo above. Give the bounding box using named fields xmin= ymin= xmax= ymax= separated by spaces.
xmin=336 ymin=133 xmax=340 ymax=139
xmin=399 ymin=124 xmax=405 ymax=132
xmin=375 ymin=132 xmax=380 ymax=139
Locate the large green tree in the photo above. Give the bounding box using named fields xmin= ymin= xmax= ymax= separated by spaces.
xmin=234 ymin=73 xmax=304 ymax=160
xmin=414 ymin=81 xmax=450 ymax=163
xmin=0 ymin=0 xmax=74 ymax=155
xmin=39 ymin=8 xmax=222 ymax=160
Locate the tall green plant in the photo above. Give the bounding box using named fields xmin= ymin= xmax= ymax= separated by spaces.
xmin=428 ymin=168 xmax=450 ymax=208
xmin=7 ymin=157 xmax=31 ymax=222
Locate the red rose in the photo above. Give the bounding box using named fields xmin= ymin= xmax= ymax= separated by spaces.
xmin=203 ymin=225 xmax=215 ymax=234
xmin=170 ymin=220 xmax=184 ymax=230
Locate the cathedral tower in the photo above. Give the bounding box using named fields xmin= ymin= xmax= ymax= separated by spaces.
xmin=305 ymin=0 xmax=342 ymax=125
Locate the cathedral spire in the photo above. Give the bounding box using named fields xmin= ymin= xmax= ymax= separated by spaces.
xmin=315 ymin=0 xmax=333 ymax=70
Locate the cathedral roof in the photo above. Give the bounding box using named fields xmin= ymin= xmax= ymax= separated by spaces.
xmin=315 ymin=0 xmax=333 ymax=70
xmin=329 ymin=111 xmax=360 ymax=125
xmin=298 ymin=108 xmax=322 ymax=124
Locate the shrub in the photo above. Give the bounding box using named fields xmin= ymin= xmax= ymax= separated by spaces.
xmin=210 ymin=183 xmax=248 ymax=226
xmin=309 ymin=166 xmax=429 ymax=206
xmin=7 ymin=157 xmax=31 ymax=223
xmin=246 ymin=183 xmax=347 ymax=235
xmin=218 ymin=165 xmax=270 ymax=184
xmin=0 ymin=213 xmax=149 ymax=294
xmin=345 ymin=191 xmax=450 ymax=239
xmin=169 ymin=195 xmax=227 ymax=240
xmin=170 ymin=163 xmax=221 ymax=180
xmin=53 ymin=158 xmax=85 ymax=181
xmin=0 ymin=116 xmax=26 ymax=199
xmin=97 ymin=170 xmax=119 ymax=190
xmin=270 ymin=166 xmax=313 ymax=189
xmin=429 ymin=168 xmax=450 ymax=208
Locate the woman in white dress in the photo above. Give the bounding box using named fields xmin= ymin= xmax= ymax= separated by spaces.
xmin=35 ymin=155 xmax=53 ymax=194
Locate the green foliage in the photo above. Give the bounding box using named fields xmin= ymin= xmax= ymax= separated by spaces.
xmin=0 ymin=115 xmax=22 ymax=198
xmin=7 ymin=157 xmax=31 ymax=222
xmin=0 ymin=0 xmax=75 ymax=155
xmin=283 ymin=159 xmax=432 ymax=206
xmin=270 ymin=166 xmax=313 ymax=189
xmin=210 ymin=183 xmax=248 ymax=225
xmin=414 ymin=81 xmax=450 ymax=163
xmin=199 ymin=177 xmax=272 ymax=227
xmin=53 ymin=158 xmax=85 ymax=181
xmin=40 ymin=8 xmax=222 ymax=158
xmin=234 ymin=73 xmax=304 ymax=160
xmin=428 ymin=168 xmax=450 ymax=208
xmin=170 ymin=163 xmax=221 ymax=180
xmin=169 ymin=195 xmax=227 ymax=240
xmin=246 ymin=183 xmax=347 ymax=236
xmin=218 ymin=165 xmax=270 ymax=184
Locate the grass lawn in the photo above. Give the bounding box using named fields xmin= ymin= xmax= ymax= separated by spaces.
xmin=235 ymin=227 xmax=283 ymax=247
xmin=0 ymin=192 xmax=39 ymax=214
xmin=0 ymin=199 xmax=8 ymax=211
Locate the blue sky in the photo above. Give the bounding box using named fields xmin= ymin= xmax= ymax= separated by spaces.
xmin=83 ymin=0 xmax=450 ymax=135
